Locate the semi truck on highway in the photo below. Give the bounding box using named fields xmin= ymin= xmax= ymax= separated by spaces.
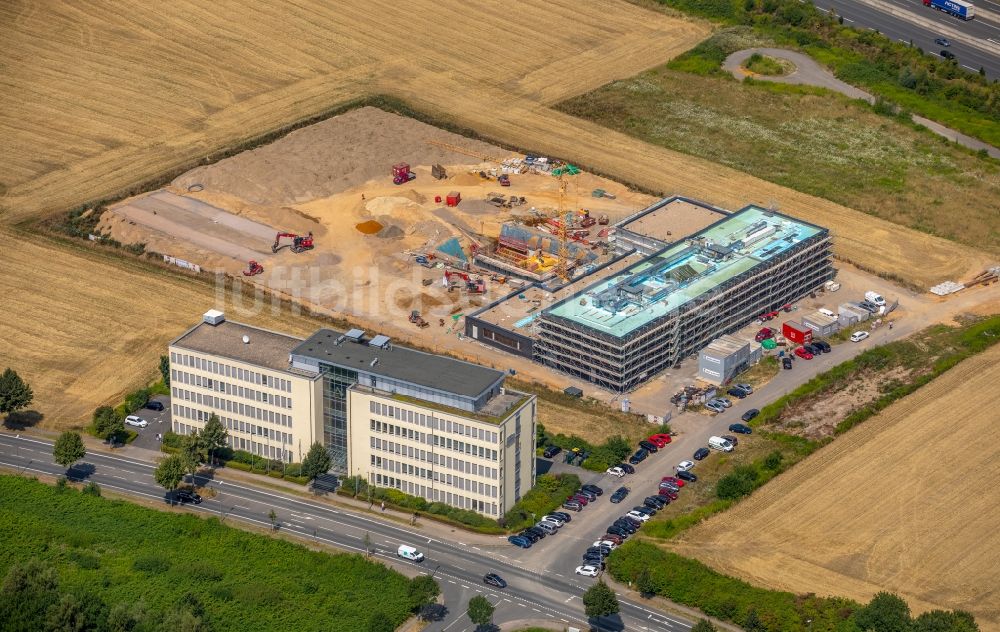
xmin=923 ymin=0 xmax=976 ymax=20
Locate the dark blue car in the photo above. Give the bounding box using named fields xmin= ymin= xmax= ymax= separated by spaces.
xmin=507 ymin=535 xmax=532 ymax=548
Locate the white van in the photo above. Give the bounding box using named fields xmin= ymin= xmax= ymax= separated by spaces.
xmin=397 ymin=545 xmax=424 ymax=562
xmin=818 ymin=308 xmax=836 ymax=319
xmin=708 ymin=436 xmax=734 ymax=452
xmin=864 ymin=291 xmax=886 ymax=307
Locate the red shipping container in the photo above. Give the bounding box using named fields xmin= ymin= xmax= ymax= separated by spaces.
xmin=446 ymin=191 xmax=461 ymax=207
xmin=782 ymin=321 xmax=813 ymax=345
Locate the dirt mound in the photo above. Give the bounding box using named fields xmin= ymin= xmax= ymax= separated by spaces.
xmin=356 ymin=220 xmax=383 ymax=234
xmin=451 ymin=172 xmax=482 ymax=187
xmin=377 ymin=225 xmax=404 ymax=239
xmin=400 ymin=189 xmax=427 ymax=204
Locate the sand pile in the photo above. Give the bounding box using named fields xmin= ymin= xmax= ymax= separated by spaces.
xmin=451 ymin=172 xmax=482 ymax=186
xmin=365 ymin=196 xmax=420 ymax=215
xmin=356 ymin=220 xmax=383 ymax=234
xmin=377 ymin=225 xmax=405 ymax=239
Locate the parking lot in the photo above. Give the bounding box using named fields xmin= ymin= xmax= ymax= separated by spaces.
xmin=125 ymin=395 xmax=171 ymax=451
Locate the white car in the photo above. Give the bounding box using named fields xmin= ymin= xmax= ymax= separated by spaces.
xmin=626 ymin=510 xmax=650 ymax=522
xmin=124 ymin=415 xmax=148 ymax=428
xmin=575 ymin=565 xmax=600 ymax=577
xmin=605 ymin=466 xmax=625 ymax=477
xmin=850 ymin=331 xmax=870 ymax=342
xmin=593 ymin=540 xmax=617 ymax=550
xmin=676 ymin=460 xmax=695 ymax=472
xmin=542 ymin=515 xmax=565 ymax=526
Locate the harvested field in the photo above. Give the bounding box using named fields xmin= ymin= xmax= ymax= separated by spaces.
xmin=670 ymin=344 xmax=1000 ymax=630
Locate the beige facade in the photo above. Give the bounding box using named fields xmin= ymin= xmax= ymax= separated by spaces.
xmin=168 ymin=318 xmax=322 ymax=463
xmin=347 ymin=385 xmax=536 ymax=517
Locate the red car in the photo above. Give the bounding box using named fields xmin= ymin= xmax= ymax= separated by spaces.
xmin=647 ymin=433 xmax=672 ymax=448
xmin=754 ymin=327 xmax=774 ymax=342
xmin=601 ymin=534 xmax=624 ymax=545
xmin=658 ymin=488 xmax=679 ymax=500
xmin=794 ymin=346 xmax=813 ymax=360
xmin=570 ymin=494 xmax=589 ymax=506
xmin=661 ymin=476 xmax=685 ymax=487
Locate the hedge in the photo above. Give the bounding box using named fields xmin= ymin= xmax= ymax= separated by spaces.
xmin=502 ymin=473 xmax=580 ymax=532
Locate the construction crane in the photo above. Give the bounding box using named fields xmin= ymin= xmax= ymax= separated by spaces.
xmin=554 ymin=174 xmax=571 ymax=282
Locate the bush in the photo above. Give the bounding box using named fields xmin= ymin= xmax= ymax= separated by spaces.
xmin=122 ymin=388 xmax=151 ymax=414
xmin=338 ymin=483 xmax=505 ymax=533
xmin=502 ymin=473 xmax=580 ymax=532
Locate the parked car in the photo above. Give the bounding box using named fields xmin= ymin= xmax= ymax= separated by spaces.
xmin=644 ymin=497 xmax=666 ymax=510
xmin=551 ymin=511 xmax=572 ymax=523
xmin=124 ymin=415 xmax=148 ymax=428
xmin=606 ymin=526 xmax=630 ymax=538
xmin=632 ymin=505 xmax=655 ymax=516
xmin=741 ymin=409 xmax=759 ymax=422
xmin=755 ymin=327 xmax=774 ymax=342
xmin=576 ymin=489 xmax=597 ymax=501
xmin=562 ymin=500 xmax=583 ymax=512
xmin=173 ymin=489 xmax=202 ymax=504
xmin=705 ymin=401 xmax=725 ymax=414
xmin=676 ymin=460 xmax=694 ymax=472
xmin=613 ymin=519 xmax=638 ymax=534
xmin=782 ymin=356 xmax=793 ymax=370
xmin=570 ymin=494 xmax=590 ymax=506
xmin=543 ymin=445 xmax=562 ymax=458
xmin=601 ymin=534 xmax=625 ymax=545
xmin=657 ymin=488 xmax=679 ymax=500
xmin=714 ymin=397 xmax=732 ymax=408
xmin=859 ymin=300 xmax=879 ymax=313
xmin=727 ymin=387 xmax=748 ymax=399
xmin=145 ymin=401 xmax=164 ymax=411
xmin=518 ymin=530 xmax=540 ymax=543
xmin=648 ymin=433 xmax=672 ymax=447
xmin=582 ymin=484 xmax=604 ymax=496
xmin=620 ymin=514 xmax=644 ymax=526
xmin=659 ymin=481 xmax=680 ymax=493
xmin=851 ymin=331 xmax=870 ymax=342
xmin=508 ymin=535 xmax=532 ymax=548
xmin=802 ymin=343 xmax=820 ymax=356
xmin=483 ymin=573 xmax=507 ymax=588
xmin=935 ymin=37 xmax=951 ymax=46
xmin=525 ymin=527 xmax=547 ymax=540
xmin=617 ymin=463 xmax=636 ymax=474
xmin=628 ymin=449 xmax=648 ymax=465
xmin=610 ymin=486 xmax=629 ymax=503
xmin=794 ymin=346 xmax=813 ymax=360
xmin=661 ymin=476 xmax=685 ymax=487
xmin=814 ymin=340 xmax=831 ymax=353
xmin=581 ymin=556 xmax=606 ymax=569
xmin=586 ymin=545 xmax=611 ymax=557
xmin=542 ymin=514 xmax=566 ymax=526
xmin=722 ymin=434 xmax=739 ymax=446
xmin=638 ymin=439 xmax=658 ymax=453
xmin=606 ymin=466 xmax=625 ymax=478
xmin=940 ymin=49 xmax=956 ymax=60
xmin=729 ymin=423 xmax=753 ymax=434
xmin=676 ymin=470 xmax=698 ymax=482
xmin=736 ymin=383 xmax=753 ymax=394
xmin=693 ymin=447 xmax=710 ymax=461
xmin=575 ymin=565 xmax=599 ymax=577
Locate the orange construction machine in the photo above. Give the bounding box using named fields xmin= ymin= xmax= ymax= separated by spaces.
xmin=444 ymin=270 xmax=486 ymax=294
xmin=242 ymin=260 xmax=264 ymax=276
xmin=272 ymin=232 xmax=314 ymax=254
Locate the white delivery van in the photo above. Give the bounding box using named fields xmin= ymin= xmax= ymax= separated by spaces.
xmin=397 ymin=545 xmax=424 ymax=562
xmin=864 ymin=291 xmax=886 ymax=307
xmin=708 ymin=436 xmax=734 ymax=452
xmin=818 ymin=308 xmax=836 ymax=318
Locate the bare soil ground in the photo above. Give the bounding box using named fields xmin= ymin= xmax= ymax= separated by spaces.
xmin=669 ymin=344 xmax=1000 ymax=630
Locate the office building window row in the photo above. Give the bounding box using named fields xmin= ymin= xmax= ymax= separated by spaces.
xmin=172 ymin=370 xmax=292 ymax=409
xmin=369 ymin=400 xmax=499 ymax=444
xmin=374 ymin=473 xmax=496 ymax=515
xmin=171 ymin=404 xmax=292 ymax=445
xmin=370 ymin=436 xmax=498 ymax=479
xmin=171 ymin=352 xmax=292 ymax=392
xmin=371 ymin=456 xmax=498 ymax=499
xmin=171 ymin=386 xmax=292 ymax=427
xmin=370 ymin=419 xmax=498 ymax=461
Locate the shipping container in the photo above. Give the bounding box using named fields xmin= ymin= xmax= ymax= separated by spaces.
xmin=782 ymin=321 xmax=813 ymax=345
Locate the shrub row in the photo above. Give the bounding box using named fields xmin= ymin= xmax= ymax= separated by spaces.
xmin=537 ymin=422 xmax=667 ymax=473
xmin=501 ymin=473 xmax=580 ymax=532
xmin=160 ymin=432 xmax=308 ymax=485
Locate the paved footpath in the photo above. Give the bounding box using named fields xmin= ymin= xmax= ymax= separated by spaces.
xmin=723 ymin=47 xmax=1000 ymax=159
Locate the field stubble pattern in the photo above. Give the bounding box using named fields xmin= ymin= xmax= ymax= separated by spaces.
xmin=669 ymin=344 xmax=1000 ymax=630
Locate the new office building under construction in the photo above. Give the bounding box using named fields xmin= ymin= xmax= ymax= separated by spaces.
xmin=466 ymin=197 xmax=834 ymax=391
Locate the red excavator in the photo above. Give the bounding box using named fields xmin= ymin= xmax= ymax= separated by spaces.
xmin=444 ymin=270 xmax=485 ymax=294
xmin=242 ymin=260 xmax=264 ymax=276
xmin=272 ymin=231 xmax=314 ymax=253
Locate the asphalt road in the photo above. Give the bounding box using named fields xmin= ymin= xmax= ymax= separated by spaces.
xmin=821 ymin=0 xmax=1000 ymax=78
xmin=0 ymin=433 xmax=691 ymax=632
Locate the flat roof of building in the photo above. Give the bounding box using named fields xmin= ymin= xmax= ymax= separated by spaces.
xmin=292 ymin=329 xmax=505 ymax=399
xmin=544 ymin=205 xmax=825 ymax=338
xmin=618 ymin=197 xmax=727 ymax=243
xmin=171 ymin=319 xmax=305 ymax=373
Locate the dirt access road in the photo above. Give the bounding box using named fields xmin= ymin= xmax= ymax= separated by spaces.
xmin=669 ymin=344 xmax=1000 ymax=630
xmin=723 ymin=47 xmax=1000 ymax=158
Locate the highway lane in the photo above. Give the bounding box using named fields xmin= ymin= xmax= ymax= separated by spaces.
xmin=0 ymin=434 xmax=691 ymax=632
xmin=822 ymin=0 xmax=1000 ymax=77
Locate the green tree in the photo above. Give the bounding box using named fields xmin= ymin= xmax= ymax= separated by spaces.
xmin=582 ymin=580 xmax=620 ymax=619
xmin=716 ymin=465 xmax=758 ymax=500
xmin=159 ymin=355 xmax=171 ymax=386
xmin=0 ymin=368 xmax=34 ymax=416
xmin=268 ymin=509 xmax=278 ymax=531
xmin=603 ymin=435 xmax=632 ymax=462
xmin=466 ymin=595 xmax=494 ymax=628
xmin=636 ymin=567 xmax=656 ymax=597
xmin=154 ymin=454 xmax=188 ymax=501
xmin=179 ymin=431 xmax=203 ymax=473
xmin=52 ymin=432 xmax=86 ymax=469
xmin=45 ymin=592 xmax=88 ymax=632
xmin=912 ymin=609 xmax=979 ymax=632
xmin=763 ymin=450 xmax=783 ymax=470
xmin=301 ymin=442 xmax=332 ymax=480
xmin=91 ymin=406 xmax=125 ymax=441
xmin=200 ymin=414 xmax=228 ymax=465
xmin=855 ymin=592 xmax=911 ymax=632
xmin=107 ymin=600 xmax=149 ymax=632
xmin=692 ymin=620 xmax=717 ymax=632
xmin=744 ymin=608 xmax=765 ymax=631
xmin=407 ymin=575 xmax=440 ymax=611
xmin=159 ymin=607 xmax=203 ymax=632
xmin=0 ymin=560 xmax=60 ymax=632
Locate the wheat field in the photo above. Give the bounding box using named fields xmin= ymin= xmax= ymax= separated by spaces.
xmin=0 ymin=0 xmax=992 ymax=426
xmin=669 ymin=344 xmax=1000 ymax=630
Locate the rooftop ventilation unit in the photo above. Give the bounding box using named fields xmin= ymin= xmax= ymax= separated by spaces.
xmin=335 ymin=335 xmax=346 ymax=345
xmin=369 ymin=334 xmax=391 ymax=349
xmin=203 ymin=309 xmax=225 ymax=326
xmin=242 ymin=335 xmax=250 ymax=344
xmin=345 ymin=328 xmax=365 ymax=343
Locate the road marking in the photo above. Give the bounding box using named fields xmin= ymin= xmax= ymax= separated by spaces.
xmin=962 ymin=64 xmax=978 ymax=71
xmin=843 ymin=17 xmax=854 ymax=22
xmin=517 ymin=603 xmax=527 ymax=608
xmin=564 ymin=596 xmax=576 ymax=603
